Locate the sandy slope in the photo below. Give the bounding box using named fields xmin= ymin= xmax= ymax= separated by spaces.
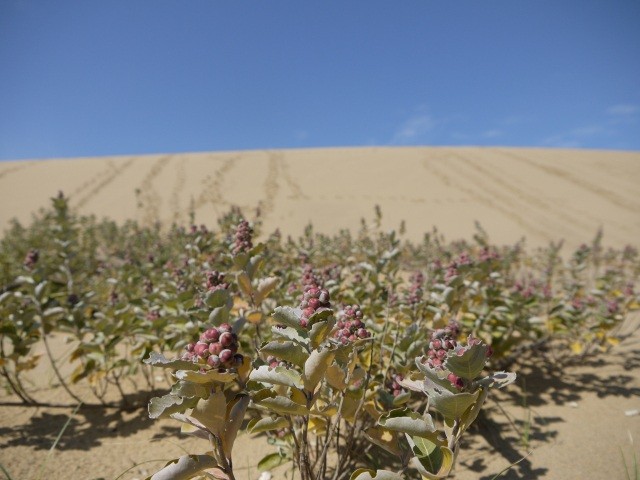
xmin=1 ymin=147 xmax=639 ymax=250
xmin=1 ymin=146 xmax=639 ymax=479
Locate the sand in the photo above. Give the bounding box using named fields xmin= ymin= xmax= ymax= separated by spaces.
xmin=0 ymin=146 xmax=639 ymax=479
xmin=1 ymin=147 xmax=639 ymax=250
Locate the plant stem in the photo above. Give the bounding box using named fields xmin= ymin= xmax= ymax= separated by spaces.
xmin=40 ymin=327 xmax=83 ymax=404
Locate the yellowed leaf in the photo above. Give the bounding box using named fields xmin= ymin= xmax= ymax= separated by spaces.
xmin=570 ymin=341 xmax=584 ymax=355
xmin=246 ymin=310 xmax=263 ymax=324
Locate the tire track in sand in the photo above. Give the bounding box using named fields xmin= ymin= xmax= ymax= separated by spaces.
xmin=421 ymin=155 xmax=550 ymax=241
xmin=496 ymin=149 xmax=640 ymax=213
xmin=461 ymin=152 xmax=634 ymax=239
xmin=75 ymin=157 xmax=136 ymax=209
xmin=449 ymin=152 xmax=630 ymax=242
xmin=136 ymin=155 xmax=172 ymax=226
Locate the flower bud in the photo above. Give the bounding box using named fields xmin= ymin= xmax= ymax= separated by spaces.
xmin=219 ymin=332 xmax=233 ymax=347
xmin=220 ymin=349 xmax=233 ymax=363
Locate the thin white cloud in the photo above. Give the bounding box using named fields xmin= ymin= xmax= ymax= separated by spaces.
xmin=606 ymin=104 xmax=639 ymax=116
xmin=390 ymin=112 xmax=436 ymax=144
xmin=481 ymin=129 xmax=503 ymax=139
xmin=541 ymin=124 xmax=610 ymax=148
xmin=448 ymin=128 xmax=503 ymax=142
xmin=293 ymin=130 xmax=309 ymax=141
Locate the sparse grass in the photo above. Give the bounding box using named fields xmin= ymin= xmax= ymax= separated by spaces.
xmin=34 ymin=402 xmax=82 ymax=480
xmin=621 ymin=431 xmax=639 ymax=480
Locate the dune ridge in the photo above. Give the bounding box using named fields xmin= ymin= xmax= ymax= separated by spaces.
xmin=1 ymin=147 xmax=638 ymax=250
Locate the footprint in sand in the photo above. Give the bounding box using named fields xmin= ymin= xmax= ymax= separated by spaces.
xmin=169 ymin=156 xmax=187 ymax=224
xmin=192 ymin=155 xmax=239 ymax=215
xmin=136 ymin=155 xmax=172 ymax=226
xmin=0 ymin=161 xmax=38 ymax=181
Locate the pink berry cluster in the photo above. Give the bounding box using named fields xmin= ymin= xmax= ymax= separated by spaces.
xmin=425 ymin=323 xmax=463 ymax=389
xmin=444 ymin=252 xmax=474 ymax=285
xmin=334 ymin=304 xmax=370 ymax=344
xmin=297 ymin=265 xmax=331 ymax=328
xmin=387 ymin=373 xmax=405 ymax=397
xmin=232 ymin=220 xmax=253 ymax=255
xmin=298 ymin=285 xmax=331 ymax=328
xmin=24 ymin=249 xmax=39 ymax=269
xmin=206 ymin=270 xmax=229 ymax=291
xmin=405 ymin=271 xmax=425 ymax=306
xmin=479 ymin=247 xmax=500 ymax=263
xmin=182 ymin=323 xmax=243 ymax=370
xmin=265 ymin=355 xmax=292 ymax=369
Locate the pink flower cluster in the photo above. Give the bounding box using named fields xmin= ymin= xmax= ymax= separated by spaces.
xmin=206 ymin=270 xmax=229 ymax=291
xmin=388 ymin=373 xmax=404 ymax=397
xmin=405 ymin=271 xmax=425 ymax=306
xmin=23 ymin=249 xmax=39 ymax=269
xmin=334 ymin=304 xmax=371 ymax=344
xmin=298 ymin=265 xmax=331 ymax=328
xmin=232 ymin=220 xmax=253 ymax=255
xmin=425 ymin=322 xmax=464 ymax=389
xmin=183 ymin=323 xmax=243 ymax=370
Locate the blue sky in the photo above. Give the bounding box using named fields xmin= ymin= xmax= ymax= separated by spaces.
xmin=1 ymin=1 xmax=639 ymax=160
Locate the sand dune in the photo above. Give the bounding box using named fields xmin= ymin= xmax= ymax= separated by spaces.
xmin=1 ymin=147 xmax=639 ymax=479
xmin=1 ymin=147 xmax=639 ymax=250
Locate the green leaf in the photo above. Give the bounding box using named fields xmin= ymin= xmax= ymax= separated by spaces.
xmin=408 ymin=435 xmax=454 ymax=480
xmin=475 ymin=371 xmax=517 ymax=389
xmin=171 ymin=380 xmax=210 ymax=399
xmin=204 ymin=289 xmax=231 ymax=309
xmin=191 ymin=390 xmax=227 ymax=436
xmin=34 ymin=281 xmax=47 ymax=301
xmin=246 ymin=253 xmax=265 ymax=279
xmin=147 ymin=454 xmax=224 ymax=480
xmin=257 ymin=452 xmax=289 ymax=472
xmin=256 ymin=395 xmax=309 ymax=416
xmin=249 ymin=365 xmax=303 ymax=389
xmin=423 ymin=377 xmax=479 ymax=420
xmin=303 ymin=345 xmax=336 ymax=393
xmin=259 ymin=340 xmax=308 ymax=368
xmin=236 ymin=271 xmax=253 ymax=297
xmin=272 ymin=306 xmax=306 ymax=331
xmin=0 ymin=291 xmax=12 ymax=305
xmin=208 ymin=307 xmax=229 ymax=325
xmin=309 ymin=318 xmax=335 ymax=349
xmin=392 ymin=391 xmax=412 ymax=406
xmin=247 ymin=416 xmax=289 ymax=434
xmin=143 ymin=352 xmax=200 ymax=371
xmin=325 ymin=364 xmax=347 ymax=390
xmin=408 ymin=435 xmax=452 ymax=478
xmin=254 ymin=277 xmax=279 ymax=305
xmin=377 ymin=408 xmax=438 ymax=439
xmin=175 ymin=368 xmax=237 ymax=384
xmin=233 ymin=252 xmax=250 ymax=269
xmin=443 ymin=343 xmax=488 ymax=380
xmin=363 ymin=427 xmax=403 ymax=457
xmin=271 ymin=325 xmax=309 ymax=344
xmin=148 ymin=394 xmax=186 ymax=419
xmin=456 ymin=388 xmax=489 ymax=438
xmin=222 ymin=394 xmax=250 ymax=458
xmin=414 ymin=358 xmax=457 ymax=391
xmin=43 ymin=307 xmax=66 ymax=321
xmin=350 ymin=469 xmax=404 ymax=480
